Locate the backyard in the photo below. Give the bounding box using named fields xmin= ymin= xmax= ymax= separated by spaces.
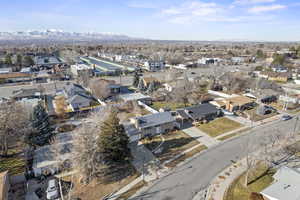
xmin=197 ymin=117 xmax=243 ymax=137
xmin=151 ymin=101 xmax=190 ymax=111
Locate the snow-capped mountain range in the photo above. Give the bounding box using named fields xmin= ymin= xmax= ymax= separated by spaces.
xmin=0 ymin=29 xmax=141 ymax=41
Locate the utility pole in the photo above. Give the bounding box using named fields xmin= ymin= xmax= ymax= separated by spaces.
xmin=293 ymin=116 xmax=299 ymax=135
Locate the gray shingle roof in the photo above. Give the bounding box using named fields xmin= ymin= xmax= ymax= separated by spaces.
xmin=184 ymin=103 xmax=219 ymax=120
xmin=136 ymin=112 xmax=175 ymax=129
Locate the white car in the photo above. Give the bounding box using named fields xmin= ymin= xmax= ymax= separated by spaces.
xmin=46 ymin=179 xmax=59 ymax=200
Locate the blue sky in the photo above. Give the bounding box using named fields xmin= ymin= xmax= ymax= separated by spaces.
xmin=0 ymin=0 xmax=300 ymax=41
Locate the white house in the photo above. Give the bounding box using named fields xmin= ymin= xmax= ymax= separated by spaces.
xmin=144 ymin=61 xmax=165 ymax=71
xmin=261 ymin=166 xmax=300 ymax=200
xmin=198 ymin=58 xmax=221 ymax=65
xmin=70 ymin=64 xmax=93 ymax=77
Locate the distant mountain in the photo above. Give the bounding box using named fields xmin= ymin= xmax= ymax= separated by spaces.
xmin=0 ymin=29 xmax=143 ymax=41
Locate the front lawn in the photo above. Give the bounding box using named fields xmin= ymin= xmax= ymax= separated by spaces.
xmin=151 ymin=101 xmax=190 ymax=111
xmin=224 ymin=164 xmax=275 ymax=200
xmin=197 ymin=117 xmax=243 ymax=137
xmin=71 ymin=165 xmax=140 ymax=200
xmin=141 ymin=131 xmax=200 ymax=162
xmin=165 ymin=145 xmax=207 ymax=168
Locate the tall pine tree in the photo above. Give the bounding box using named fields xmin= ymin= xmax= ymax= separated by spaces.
xmin=132 ymin=71 xmax=140 ymax=88
xmin=27 ymin=103 xmax=53 ymax=146
xmin=97 ymin=111 xmax=131 ymax=164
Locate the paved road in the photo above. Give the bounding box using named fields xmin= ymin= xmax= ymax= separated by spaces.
xmin=131 ymin=117 xmax=298 ymax=200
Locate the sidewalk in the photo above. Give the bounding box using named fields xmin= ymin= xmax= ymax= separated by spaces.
xmin=107 ymin=176 xmax=143 ymax=200
xmin=205 ymin=159 xmax=247 ymax=200
xmin=183 ymin=127 xmax=219 ymax=147
xmin=215 ymin=126 xmax=250 ymax=140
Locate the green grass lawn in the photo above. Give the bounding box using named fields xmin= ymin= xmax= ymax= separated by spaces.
xmin=0 ymin=156 xmax=25 ymax=175
xmin=224 ymin=164 xmax=275 ymax=200
xmin=197 ymin=117 xmax=243 ymax=137
xmin=151 ymin=101 xmax=190 ymax=111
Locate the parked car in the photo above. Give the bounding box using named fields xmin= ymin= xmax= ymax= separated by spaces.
xmin=281 ymin=115 xmax=292 ymax=121
xmin=46 ymin=179 xmax=59 ymax=200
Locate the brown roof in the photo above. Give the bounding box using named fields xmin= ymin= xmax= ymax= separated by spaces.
xmin=261 ymin=72 xmax=290 ymax=78
xmin=0 ymin=72 xmax=32 ymax=79
xmin=0 ymin=171 xmax=9 ymax=200
xmin=143 ymin=77 xmax=160 ymax=84
xmin=226 ymin=96 xmax=255 ymax=106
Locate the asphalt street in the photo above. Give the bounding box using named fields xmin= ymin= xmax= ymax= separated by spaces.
xmin=131 ymin=117 xmax=298 ymax=200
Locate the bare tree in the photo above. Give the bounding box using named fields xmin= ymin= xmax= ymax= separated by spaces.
xmin=0 ymin=101 xmax=30 ymax=156
xmin=72 ymin=109 xmax=110 ymax=183
xmin=54 ymin=95 xmax=68 ymax=119
xmin=77 ymin=70 xmax=90 ymax=88
xmin=89 ymin=78 xmax=112 ymax=100
xmin=243 ymin=138 xmax=258 ymax=187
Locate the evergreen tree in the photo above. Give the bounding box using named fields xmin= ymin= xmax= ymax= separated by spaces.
xmin=97 ymin=111 xmax=130 ymax=164
xmin=137 ymin=78 xmax=146 ymax=91
xmin=147 ymin=81 xmax=155 ymax=94
xmin=16 ymin=54 xmax=23 ymax=66
xmin=132 ymin=71 xmax=140 ymax=88
xmin=23 ymin=56 xmax=35 ymax=66
xmin=4 ymin=54 xmax=12 ymax=65
xmin=27 ymin=103 xmax=53 ymax=146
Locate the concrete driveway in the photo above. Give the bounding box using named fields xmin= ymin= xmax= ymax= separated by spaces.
xmin=182 ymin=127 xmax=219 ymax=148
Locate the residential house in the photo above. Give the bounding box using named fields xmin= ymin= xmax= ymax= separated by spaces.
xmin=261 ymin=166 xmax=300 ymax=200
xmin=141 ymin=77 xmax=161 ymax=88
xmin=0 ymin=171 xmax=10 ymax=200
xmin=176 ymin=103 xmax=222 ymax=123
xmin=32 ymin=132 xmax=74 ymax=177
xmin=144 ymin=60 xmax=165 ymax=72
xmin=198 ymin=58 xmax=221 ymax=65
xmin=261 ymin=95 xmax=277 ymax=104
xmin=70 ymin=63 xmax=93 ymax=77
xmin=119 ymin=93 xmax=152 ymax=105
xmin=35 ymin=56 xmax=63 ymax=68
xmin=211 ymin=95 xmax=255 ymax=112
xmin=11 ymin=88 xmax=42 ymax=100
xmin=66 ymin=92 xmax=99 ymax=110
xmin=272 ymin=65 xmax=288 ymax=73
xmin=260 ymin=72 xmax=291 ymax=82
xmin=0 ymin=72 xmax=32 ymax=83
xmin=57 ymin=83 xmax=100 ymax=111
xmin=257 ymin=105 xmax=275 ymax=115
xmin=130 ymin=112 xmax=177 ymax=137
xmin=0 ymin=68 xmax=12 ymax=74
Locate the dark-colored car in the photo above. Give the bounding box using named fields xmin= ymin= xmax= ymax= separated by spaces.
xmin=281 ymin=115 xmax=292 ymax=121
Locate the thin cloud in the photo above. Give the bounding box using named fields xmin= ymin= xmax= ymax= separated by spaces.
xmin=248 ymin=4 xmax=286 ymax=13
xmin=160 ymin=0 xmax=277 ymax=24
xmin=234 ymin=0 xmax=276 ymax=5
xmin=127 ymin=1 xmax=157 ymax=9
xmin=161 ymin=1 xmax=224 ymax=23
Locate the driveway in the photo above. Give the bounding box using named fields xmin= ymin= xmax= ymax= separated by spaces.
xmin=129 ymin=142 xmax=159 ymax=181
xmin=182 ymin=127 xmax=219 ymax=148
